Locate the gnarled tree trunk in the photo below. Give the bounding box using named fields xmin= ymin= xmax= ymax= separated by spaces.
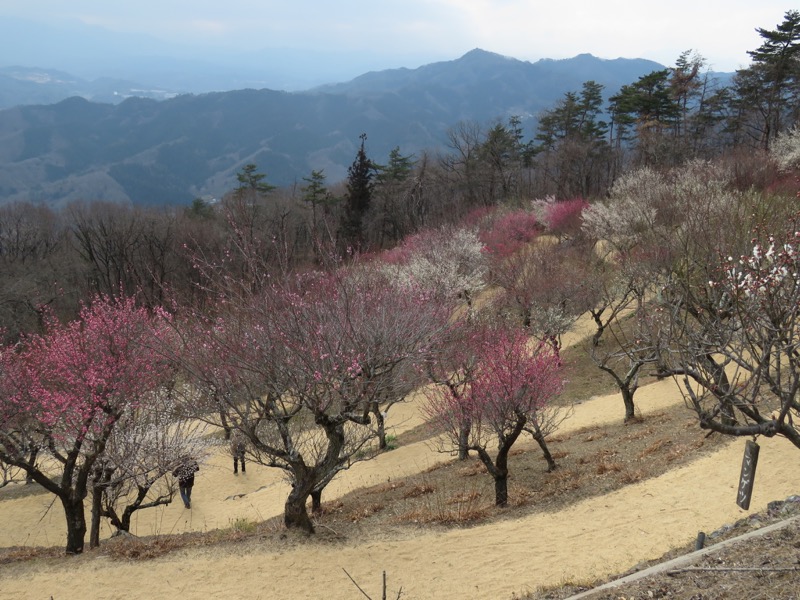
xmin=529 ymin=420 xmax=557 ymax=472
xmin=372 ymin=403 xmax=387 ymax=450
xmin=284 ymin=482 xmax=314 ymax=533
xmin=61 ymin=495 xmax=87 ymax=554
xmin=494 ymin=473 xmax=509 ymax=507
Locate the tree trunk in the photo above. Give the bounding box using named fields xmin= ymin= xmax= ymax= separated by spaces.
xmin=720 ymin=401 xmax=737 ymax=427
xmin=61 ymin=496 xmax=87 ymax=554
xmin=219 ymin=409 xmax=231 ymax=440
xmin=25 ymin=447 xmax=38 ymax=484
xmin=458 ymin=422 xmax=470 ymax=460
xmin=120 ymin=508 xmax=134 ymax=532
xmin=116 ymin=490 xmax=147 ymax=532
xmin=89 ymin=485 xmax=103 ymax=549
xmin=489 ymin=423 xmax=523 ymax=507
xmin=529 ymin=422 xmax=557 ymax=472
xmin=702 ymin=353 xmax=737 ymax=427
xmin=494 ymin=474 xmax=509 ymax=507
xmin=310 ymin=489 xmax=322 ymax=513
xmin=104 ymin=484 xmax=172 ymax=533
xmin=619 ymin=361 xmax=643 ymax=423
xmin=536 ymin=435 xmax=557 ymax=472
xmin=493 ymin=451 xmax=509 ymax=507
xmin=284 ymin=485 xmax=314 ymax=533
xmin=621 ymin=386 xmax=637 ymax=422
xmin=373 ymin=404 xmax=387 ymax=450
xmin=89 ymin=465 xmax=115 ymax=547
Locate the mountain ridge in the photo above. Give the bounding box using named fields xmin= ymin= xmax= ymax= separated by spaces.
xmin=0 ymin=50 xmax=683 ymax=206
xmin=314 ymin=49 xmax=664 ymax=96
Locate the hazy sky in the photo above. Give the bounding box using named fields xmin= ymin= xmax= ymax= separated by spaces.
xmin=1 ymin=1 xmax=793 ymax=72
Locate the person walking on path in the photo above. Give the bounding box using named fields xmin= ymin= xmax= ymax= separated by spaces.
xmin=231 ymin=432 xmax=246 ymax=475
xmin=173 ymin=458 xmax=199 ymax=509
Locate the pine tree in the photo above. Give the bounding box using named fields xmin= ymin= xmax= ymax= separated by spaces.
xmin=376 ymin=146 xmax=414 ymax=186
xmin=339 ymin=134 xmax=376 ymax=250
xmin=301 ymin=169 xmax=330 ymax=244
xmin=372 ymin=147 xmax=417 ymax=246
xmin=535 ymin=81 xmax=610 ymax=196
xmin=235 ymin=163 xmax=275 ymax=200
xmin=733 ymin=10 xmax=800 ymax=148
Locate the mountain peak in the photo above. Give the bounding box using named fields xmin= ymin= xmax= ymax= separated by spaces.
xmin=459 ymin=48 xmax=518 ymax=63
xmin=462 ymin=48 xmax=494 ymax=57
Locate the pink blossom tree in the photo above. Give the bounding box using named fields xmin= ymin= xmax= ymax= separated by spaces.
xmin=423 ymin=318 xmax=483 ymax=461
xmin=425 ymin=322 xmax=565 ymax=506
xmin=0 ymin=296 xmax=173 ymax=554
xmin=534 ymin=197 xmax=589 ymax=242
xmin=478 ymin=208 xmax=541 ymax=260
xmin=178 ymin=266 xmax=451 ymax=532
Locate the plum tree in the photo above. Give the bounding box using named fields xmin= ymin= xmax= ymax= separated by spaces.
xmin=665 ymin=213 xmax=800 ymax=446
xmin=178 ymin=266 xmax=451 ymax=531
xmin=0 ymin=296 xmax=173 ymax=554
xmin=424 ymin=322 xmax=564 ymax=506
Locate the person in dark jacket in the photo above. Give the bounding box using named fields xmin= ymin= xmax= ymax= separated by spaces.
xmin=173 ymin=459 xmax=199 ymax=509
xmin=231 ymin=432 xmax=246 ymax=474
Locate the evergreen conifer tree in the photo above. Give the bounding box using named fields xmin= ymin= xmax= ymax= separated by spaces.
xmin=339 ymin=134 xmax=376 ymax=250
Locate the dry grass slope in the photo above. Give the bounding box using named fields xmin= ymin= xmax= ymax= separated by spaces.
xmin=2 ymin=322 xmax=800 ymax=599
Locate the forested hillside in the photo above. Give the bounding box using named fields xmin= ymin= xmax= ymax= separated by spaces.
xmin=0 ymin=50 xmax=668 ymax=206
xmin=0 ymin=10 xmax=799 ymax=563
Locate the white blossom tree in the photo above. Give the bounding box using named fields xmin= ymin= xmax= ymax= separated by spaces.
xmin=581 ymin=162 xmax=748 ymax=421
xmin=88 ymin=384 xmax=212 ymax=546
xmin=380 ymin=225 xmax=488 ymax=311
xmin=665 ymin=213 xmax=800 ymax=446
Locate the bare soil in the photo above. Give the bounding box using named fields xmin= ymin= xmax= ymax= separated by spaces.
xmin=1 ymin=374 xmax=727 ymax=566
xmin=527 ymin=498 xmax=800 ymax=600
xmin=2 ymin=338 xmax=799 ymax=599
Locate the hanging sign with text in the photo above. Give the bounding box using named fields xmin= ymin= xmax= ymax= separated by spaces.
xmin=736 ymin=439 xmax=759 ymax=510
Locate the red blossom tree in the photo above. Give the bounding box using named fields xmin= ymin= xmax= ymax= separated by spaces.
xmin=478 ymin=209 xmax=541 ymax=259
xmin=539 ymin=197 xmax=589 ymax=241
xmin=425 ymin=322 xmax=565 ymax=506
xmin=0 ymin=296 xmax=173 ymax=554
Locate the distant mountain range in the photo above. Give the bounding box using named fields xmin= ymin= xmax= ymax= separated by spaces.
xmin=0 ymin=16 xmax=430 ymax=95
xmin=0 ymin=50 xmax=682 ymax=206
xmin=0 ymin=66 xmax=179 ymax=108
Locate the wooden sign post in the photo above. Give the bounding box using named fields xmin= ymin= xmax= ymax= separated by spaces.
xmin=736 ymin=439 xmax=759 ymax=510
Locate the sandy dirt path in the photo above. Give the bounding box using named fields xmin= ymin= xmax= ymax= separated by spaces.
xmin=0 ymin=375 xmax=683 ymax=548
xmin=2 ymin=374 xmax=798 ymax=600
xmin=0 ymin=311 xmax=599 ymax=549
